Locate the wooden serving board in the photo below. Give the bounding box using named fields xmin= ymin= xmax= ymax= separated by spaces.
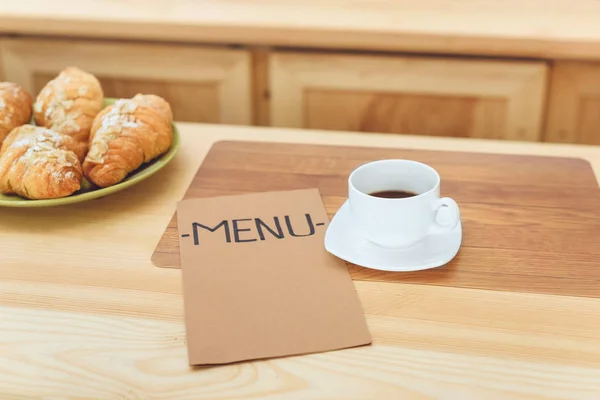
xmin=152 ymin=141 xmax=600 ymax=298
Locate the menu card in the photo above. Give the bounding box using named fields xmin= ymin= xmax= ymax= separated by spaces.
xmin=177 ymin=189 xmax=372 ymax=365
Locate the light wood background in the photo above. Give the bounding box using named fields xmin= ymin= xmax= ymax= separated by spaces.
xmin=0 ymin=37 xmax=252 ymax=124
xmin=270 ymin=52 xmax=548 ymax=141
xmin=3 ymin=1 xmax=600 ymax=146
xmin=2 ymin=124 xmax=600 ymax=398
xmin=3 ymin=28 xmax=600 ymax=145
xmin=545 ymin=62 xmax=600 ymax=145
xmin=2 ymin=0 xmax=600 ymax=60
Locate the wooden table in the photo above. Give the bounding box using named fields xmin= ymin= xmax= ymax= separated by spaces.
xmin=2 ymin=123 xmax=600 ymax=399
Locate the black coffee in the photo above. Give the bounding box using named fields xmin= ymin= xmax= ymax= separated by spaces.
xmin=369 ymin=190 xmax=417 ymax=199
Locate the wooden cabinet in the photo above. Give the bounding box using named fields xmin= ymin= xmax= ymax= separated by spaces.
xmin=7 ymin=38 xmax=599 ymax=145
xmin=269 ymin=52 xmax=548 ymax=141
xmin=545 ymin=62 xmax=600 ymax=145
xmin=0 ymin=38 xmax=252 ymax=125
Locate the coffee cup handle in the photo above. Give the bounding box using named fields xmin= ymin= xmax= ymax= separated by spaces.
xmin=430 ymin=197 xmax=460 ymax=233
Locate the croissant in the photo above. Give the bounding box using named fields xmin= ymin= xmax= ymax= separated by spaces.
xmin=0 ymin=125 xmax=83 ymax=199
xmin=129 ymin=94 xmax=173 ymax=122
xmin=82 ymin=94 xmax=173 ymax=188
xmin=33 ymin=67 xmax=104 ymax=145
xmin=0 ymin=82 xmax=33 ymax=145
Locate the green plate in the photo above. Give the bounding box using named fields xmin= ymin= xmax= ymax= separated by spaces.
xmin=0 ymin=97 xmax=180 ymax=207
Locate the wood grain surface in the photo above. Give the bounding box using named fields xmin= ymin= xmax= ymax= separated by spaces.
xmin=3 ymin=124 xmax=600 ymax=398
xmin=304 ymin=90 xmax=509 ymax=139
xmin=152 ymin=141 xmax=600 ymax=298
xmin=545 ymin=61 xmax=600 ymax=145
xmin=3 ymin=1 xmax=600 ymax=60
xmin=0 ymin=37 xmax=253 ymax=125
xmin=270 ymin=52 xmax=547 ymax=141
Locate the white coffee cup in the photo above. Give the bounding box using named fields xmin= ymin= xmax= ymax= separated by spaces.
xmin=348 ymin=159 xmax=460 ymax=248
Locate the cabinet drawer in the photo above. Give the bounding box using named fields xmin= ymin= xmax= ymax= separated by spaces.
xmin=0 ymin=38 xmax=252 ymax=125
xmin=269 ymin=52 xmax=548 ymax=141
xmin=545 ymin=62 xmax=600 ymax=145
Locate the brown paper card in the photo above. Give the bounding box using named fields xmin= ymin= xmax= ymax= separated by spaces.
xmin=177 ymin=188 xmax=372 ymax=365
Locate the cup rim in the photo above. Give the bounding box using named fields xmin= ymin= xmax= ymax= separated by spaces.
xmin=348 ymin=159 xmax=440 ymax=201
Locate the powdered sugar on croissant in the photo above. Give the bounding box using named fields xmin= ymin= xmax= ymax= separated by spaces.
xmin=34 ymin=67 xmax=104 ymax=144
xmin=83 ymin=94 xmax=173 ymax=188
xmin=0 ymin=125 xmax=83 ymax=199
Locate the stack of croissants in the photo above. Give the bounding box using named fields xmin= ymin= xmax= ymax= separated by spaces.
xmin=0 ymin=66 xmax=174 ymax=200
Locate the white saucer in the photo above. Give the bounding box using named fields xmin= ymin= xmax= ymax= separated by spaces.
xmin=324 ymin=200 xmax=462 ymax=272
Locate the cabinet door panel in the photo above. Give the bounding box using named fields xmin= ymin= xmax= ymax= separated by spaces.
xmin=1 ymin=38 xmax=251 ymax=124
xmin=271 ymin=52 xmax=547 ymax=141
xmin=304 ymin=89 xmax=508 ymax=138
xmin=545 ymin=62 xmax=600 ymax=145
